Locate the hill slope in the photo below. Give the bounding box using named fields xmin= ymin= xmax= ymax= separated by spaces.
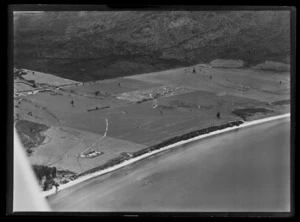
xmin=14 ymin=11 xmax=290 ymax=81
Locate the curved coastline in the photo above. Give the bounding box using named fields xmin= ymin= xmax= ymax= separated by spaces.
xmin=42 ymin=113 xmax=290 ymax=198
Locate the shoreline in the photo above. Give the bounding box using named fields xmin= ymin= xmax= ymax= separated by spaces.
xmin=42 ymin=113 xmax=290 ymax=198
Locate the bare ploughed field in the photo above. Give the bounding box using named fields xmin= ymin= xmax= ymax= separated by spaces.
xmin=14 ymin=64 xmax=290 ymax=176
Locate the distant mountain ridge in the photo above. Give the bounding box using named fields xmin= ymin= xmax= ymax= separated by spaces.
xmin=14 ymin=11 xmax=290 ymax=81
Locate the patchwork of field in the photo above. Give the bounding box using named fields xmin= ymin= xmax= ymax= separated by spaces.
xmin=64 ymin=78 xmax=162 ymax=97
xmin=117 ymin=85 xmax=195 ymax=103
xmin=127 ymin=64 xmax=290 ymax=102
xmin=14 ymin=64 xmax=290 ymax=177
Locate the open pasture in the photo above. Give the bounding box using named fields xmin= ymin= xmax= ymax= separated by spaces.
xmin=127 ymin=65 xmax=290 ymax=103
xmin=14 ymin=64 xmax=290 ymax=177
xmin=28 ymin=126 xmax=146 ymax=174
xmin=20 ymin=69 xmax=80 ymax=87
xmin=65 ymin=78 xmax=162 ymax=97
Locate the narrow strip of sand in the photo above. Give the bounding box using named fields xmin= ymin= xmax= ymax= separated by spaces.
xmin=41 ymin=113 xmax=290 ymax=198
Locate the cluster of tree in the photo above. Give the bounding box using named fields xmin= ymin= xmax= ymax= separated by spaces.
xmin=131 ymin=120 xmax=243 ymax=159
xmin=95 ymin=91 xmax=109 ymax=96
xmin=27 ymin=80 xmax=37 ymax=88
xmin=14 ymin=69 xmax=27 ymax=79
xmin=32 ymin=165 xmax=57 ymax=191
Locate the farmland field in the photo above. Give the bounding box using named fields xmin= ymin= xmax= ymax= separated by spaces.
xmin=13 ymin=63 xmax=290 ymax=187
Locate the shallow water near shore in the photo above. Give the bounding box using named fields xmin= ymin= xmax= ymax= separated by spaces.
xmin=48 ymin=117 xmax=290 ymax=212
